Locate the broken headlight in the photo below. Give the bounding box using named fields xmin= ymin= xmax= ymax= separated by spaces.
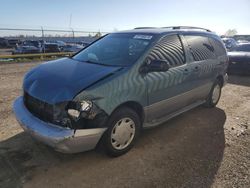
xmin=67 ymin=100 xmax=93 ymax=119
xmin=67 ymin=109 xmax=80 ymax=118
xmin=65 ymin=99 xmax=108 ymax=129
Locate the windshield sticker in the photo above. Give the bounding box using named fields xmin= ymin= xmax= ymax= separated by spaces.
xmin=134 ymin=35 xmax=153 ymax=40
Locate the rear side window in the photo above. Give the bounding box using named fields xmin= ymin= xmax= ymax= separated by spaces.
xmin=184 ymin=35 xmax=215 ymax=61
xmin=147 ymin=34 xmax=185 ymax=67
xmin=209 ymin=38 xmax=227 ymax=56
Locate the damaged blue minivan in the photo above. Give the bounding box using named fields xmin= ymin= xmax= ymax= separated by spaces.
xmin=13 ymin=26 xmax=228 ymax=156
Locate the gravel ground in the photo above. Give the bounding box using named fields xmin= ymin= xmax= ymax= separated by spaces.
xmin=0 ymin=61 xmax=249 ymax=188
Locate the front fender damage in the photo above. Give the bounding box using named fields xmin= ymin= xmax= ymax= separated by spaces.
xmin=13 ymin=97 xmax=107 ymax=153
xmin=56 ymin=128 xmax=107 ymax=153
xmin=65 ymin=101 xmax=109 ymax=130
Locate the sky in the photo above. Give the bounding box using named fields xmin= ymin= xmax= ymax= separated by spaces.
xmin=0 ymin=0 xmax=250 ymax=36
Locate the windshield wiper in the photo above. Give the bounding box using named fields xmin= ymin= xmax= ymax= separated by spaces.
xmin=84 ymin=60 xmax=104 ymax=65
xmin=73 ymin=58 xmax=125 ymax=67
xmin=84 ymin=60 xmax=116 ymax=67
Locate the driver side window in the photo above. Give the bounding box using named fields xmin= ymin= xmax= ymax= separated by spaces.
xmin=147 ymin=34 xmax=186 ymax=67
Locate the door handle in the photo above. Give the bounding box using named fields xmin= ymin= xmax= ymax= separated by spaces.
xmin=193 ymin=66 xmax=199 ymax=71
xmin=183 ymin=68 xmax=189 ymax=75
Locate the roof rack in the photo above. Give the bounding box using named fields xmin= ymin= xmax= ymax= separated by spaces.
xmin=134 ymin=27 xmax=158 ymax=30
xmin=162 ymin=26 xmax=211 ymax=32
xmin=134 ymin=26 xmax=211 ymax=32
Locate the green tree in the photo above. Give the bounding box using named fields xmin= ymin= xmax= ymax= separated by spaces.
xmin=224 ymin=29 xmax=237 ymax=36
xmin=95 ymin=31 xmax=102 ymax=38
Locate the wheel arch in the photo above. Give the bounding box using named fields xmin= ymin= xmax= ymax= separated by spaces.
xmin=216 ymin=75 xmax=224 ymax=87
xmin=110 ymin=101 xmax=145 ymax=125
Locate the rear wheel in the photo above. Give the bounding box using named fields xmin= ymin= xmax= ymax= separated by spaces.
xmin=102 ymin=107 xmax=141 ymax=157
xmin=205 ymin=79 xmax=222 ymax=108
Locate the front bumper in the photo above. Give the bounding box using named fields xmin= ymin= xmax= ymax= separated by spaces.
xmin=13 ymin=97 xmax=107 ymax=153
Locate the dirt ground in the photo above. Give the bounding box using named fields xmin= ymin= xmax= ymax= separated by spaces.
xmin=0 ymin=61 xmax=249 ymax=188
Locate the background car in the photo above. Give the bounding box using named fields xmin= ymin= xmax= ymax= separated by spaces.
xmin=77 ymin=41 xmax=91 ymax=47
xmin=0 ymin=37 xmax=8 ymax=48
xmin=62 ymin=44 xmax=84 ymax=53
xmin=55 ymin=40 xmax=66 ymax=51
xmin=42 ymin=43 xmax=61 ymax=53
xmin=7 ymin=39 xmax=21 ymax=48
xmin=222 ymin=37 xmax=238 ymax=51
xmin=237 ymin=39 xmax=250 ymax=44
xmin=12 ymin=40 xmax=42 ymax=54
xmin=227 ymin=43 xmax=250 ymax=75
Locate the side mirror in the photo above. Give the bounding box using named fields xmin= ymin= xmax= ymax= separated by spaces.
xmin=140 ymin=59 xmax=170 ymax=73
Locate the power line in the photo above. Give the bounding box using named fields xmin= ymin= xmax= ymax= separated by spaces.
xmin=0 ymin=27 xmax=109 ymax=34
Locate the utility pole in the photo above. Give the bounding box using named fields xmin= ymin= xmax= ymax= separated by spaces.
xmin=41 ymin=26 xmax=45 ymax=53
xmin=70 ymin=28 xmax=75 ymax=43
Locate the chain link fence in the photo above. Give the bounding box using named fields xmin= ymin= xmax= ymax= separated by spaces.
xmin=0 ymin=26 xmax=108 ymax=42
xmin=0 ymin=26 xmax=110 ymax=57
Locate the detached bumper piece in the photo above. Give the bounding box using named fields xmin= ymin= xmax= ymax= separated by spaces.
xmin=223 ymin=73 xmax=228 ymax=86
xmin=13 ymin=97 xmax=107 ymax=153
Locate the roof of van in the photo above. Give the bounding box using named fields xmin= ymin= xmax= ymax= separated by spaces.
xmin=114 ymin=27 xmax=218 ymax=38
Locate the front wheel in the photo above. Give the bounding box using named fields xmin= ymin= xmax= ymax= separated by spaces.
xmin=204 ymin=79 xmax=222 ymax=108
xmin=102 ymin=107 xmax=141 ymax=157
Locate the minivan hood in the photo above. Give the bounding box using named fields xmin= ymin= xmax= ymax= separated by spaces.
xmin=23 ymin=58 xmax=122 ymax=104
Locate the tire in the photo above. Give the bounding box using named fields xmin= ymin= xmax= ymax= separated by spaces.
xmin=204 ymin=79 xmax=222 ymax=108
xmin=102 ymin=107 xmax=141 ymax=157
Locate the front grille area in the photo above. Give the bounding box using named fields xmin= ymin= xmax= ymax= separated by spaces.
xmin=23 ymin=92 xmax=109 ymax=129
xmin=23 ymin=92 xmax=54 ymax=123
